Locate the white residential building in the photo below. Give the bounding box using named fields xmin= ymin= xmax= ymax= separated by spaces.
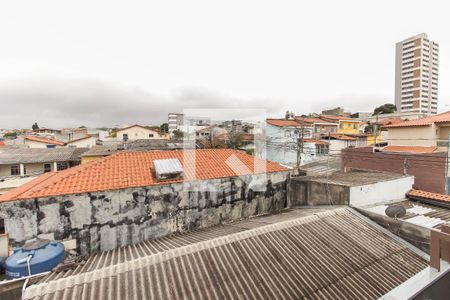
xmin=395 ymin=33 xmax=439 ymax=115
xmin=265 ymin=119 xmax=327 ymax=166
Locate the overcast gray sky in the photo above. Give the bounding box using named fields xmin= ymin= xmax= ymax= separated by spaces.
xmin=1 ymin=0 xmax=449 ymax=128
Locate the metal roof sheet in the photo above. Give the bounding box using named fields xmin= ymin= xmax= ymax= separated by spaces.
xmin=364 ymin=200 xmax=450 ymax=229
xmin=23 ymin=207 xmax=428 ymax=300
xmin=153 ymin=158 xmax=183 ymax=178
xmin=0 ymin=148 xmax=88 ymax=165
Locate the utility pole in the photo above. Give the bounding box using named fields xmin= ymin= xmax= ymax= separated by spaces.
xmin=373 ymin=113 xmax=379 ymax=151
xmin=403 ymin=157 xmax=409 ymax=175
xmin=446 ymin=133 xmax=450 ymax=194
xmin=296 ymin=116 xmax=305 ymax=171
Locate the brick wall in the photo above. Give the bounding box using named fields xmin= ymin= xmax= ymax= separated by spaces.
xmin=341 ymin=147 xmax=447 ymax=194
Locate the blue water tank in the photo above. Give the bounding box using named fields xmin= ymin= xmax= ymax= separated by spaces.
xmin=5 ymin=239 xmax=64 ymax=279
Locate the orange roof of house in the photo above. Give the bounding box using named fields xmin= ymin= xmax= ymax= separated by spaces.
xmin=266 ymin=119 xmax=301 ymax=127
xmin=295 ymin=117 xmax=338 ymax=125
xmin=0 ymin=149 xmax=288 ymax=202
xmin=382 ymin=146 xmax=437 ymax=153
xmin=67 ymin=135 xmax=94 ymax=143
xmin=325 ymin=133 xmax=356 ymax=141
xmin=240 ymin=133 xmax=254 ymax=141
xmin=407 ymin=189 xmax=450 ymax=203
xmin=24 ymin=136 xmax=66 ymax=146
xmin=0 ymin=141 xmax=5 ymax=147
xmin=303 ymin=138 xmax=329 ymax=145
xmin=384 ymin=111 xmax=450 ymax=128
xmin=319 ymin=115 xmax=352 ymax=121
xmin=378 ymin=118 xmax=404 ymax=126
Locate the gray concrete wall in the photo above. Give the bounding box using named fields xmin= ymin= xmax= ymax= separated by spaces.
xmin=288 ymin=177 xmax=350 ymax=206
xmin=0 ymin=171 xmax=290 ymax=255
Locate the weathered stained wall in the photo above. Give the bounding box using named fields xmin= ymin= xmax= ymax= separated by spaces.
xmin=288 ymin=177 xmax=350 ymax=206
xmin=0 ymin=171 xmax=289 ymax=255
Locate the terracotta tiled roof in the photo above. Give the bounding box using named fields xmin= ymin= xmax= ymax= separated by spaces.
xmin=407 ymin=189 xmax=450 ymax=203
xmin=382 ymin=146 xmax=437 ymax=153
xmin=266 ymin=119 xmax=301 ymax=127
xmin=303 ymin=138 xmax=329 ymax=145
xmin=378 ymin=118 xmax=404 ymax=126
xmin=24 ymin=136 xmax=66 ymax=146
xmin=0 ymin=141 xmax=5 ymax=147
xmin=0 ymin=149 xmax=288 ymax=201
xmin=67 ymin=135 xmax=94 ymax=143
xmin=319 ymin=115 xmax=352 ymax=122
xmin=325 ymin=133 xmax=356 ymax=141
xmin=240 ymin=133 xmax=254 ymax=141
xmin=295 ymin=117 xmax=339 ymax=126
xmin=384 ymin=111 xmax=450 ymax=128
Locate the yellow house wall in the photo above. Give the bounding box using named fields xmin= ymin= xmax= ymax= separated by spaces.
xmin=337 ymin=121 xmax=361 ymax=134
xmin=116 ymin=126 xmax=161 ymax=140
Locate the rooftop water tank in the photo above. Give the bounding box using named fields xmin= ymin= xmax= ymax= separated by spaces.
xmin=5 ymin=238 xmax=64 ymax=279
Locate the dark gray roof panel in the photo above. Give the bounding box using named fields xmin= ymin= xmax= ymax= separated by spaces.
xmin=0 ymin=148 xmax=88 ymax=164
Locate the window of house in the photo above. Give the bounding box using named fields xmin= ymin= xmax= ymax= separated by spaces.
xmin=0 ymin=218 xmax=5 ymax=234
xmin=353 ymin=124 xmax=358 ymax=129
xmin=123 ymin=134 xmax=128 ymax=141
xmin=46 ymin=144 xmax=56 ymax=148
xmin=149 ymin=134 xmax=154 ymax=138
xmin=316 ymin=145 xmax=329 ymax=155
xmin=285 ymin=130 xmax=291 ymax=137
xmin=11 ymin=165 xmax=20 ymax=176
xmin=57 ymin=162 xmax=68 ymax=171
xmin=339 ymin=123 xmax=344 ymax=129
xmin=44 ymin=163 xmax=52 ymax=173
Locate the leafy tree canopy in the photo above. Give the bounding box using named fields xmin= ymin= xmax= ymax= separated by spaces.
xmin=373 ymin=104 xmax=396 ymax=115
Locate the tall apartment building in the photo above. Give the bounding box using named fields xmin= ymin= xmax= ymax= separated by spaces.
xmin=168 ymin=113 xmax=211 ymax=133
xmin=168 ymin=113 xmax=184 ymax=133
xmin=395 ymin=33 xmax=439 ymax=115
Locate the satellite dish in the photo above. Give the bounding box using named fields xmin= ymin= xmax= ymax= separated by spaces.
xmin=385 ymin=205 xmax=406 ymax=218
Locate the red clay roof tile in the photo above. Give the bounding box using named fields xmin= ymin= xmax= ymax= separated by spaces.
xmin=384 ymin=111 xmax=450 ymax=128
xmin=0 ymin=149 xmax=288 ymax=202
xmin=407 ymin=189 xmax=450 ymax=203
xmin=266 ymin=119 xmax=302 ymax=127
xmin=25 ymin=136 xmax=65 ymax=146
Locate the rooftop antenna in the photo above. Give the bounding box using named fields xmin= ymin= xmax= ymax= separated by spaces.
xmin=385 ymin=205 xmax=406 ymax=218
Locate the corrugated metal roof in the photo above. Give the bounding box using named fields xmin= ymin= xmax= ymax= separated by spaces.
xmin=154 ymin=158 xmax=183 ymax=179
xmin=364 ymin=200 xmax=450 ymax=229
xmin=0 ymin=148 xmax=88 ymax=164
xmin=23 ymin=207 xmax=428 ymax=300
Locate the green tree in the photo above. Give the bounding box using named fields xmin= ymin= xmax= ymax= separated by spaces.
xmin=172 ymin=129 xmax=184 ymax=138
xmin=32 ymin=122 xmax=40 ymax=130
xmin=4 ymin=131 xmax=17 ymax=138
xmin=160 ymin=123 xmax=169 ymax=134
xmin=373 ymin=104 xmax=396 ymax=115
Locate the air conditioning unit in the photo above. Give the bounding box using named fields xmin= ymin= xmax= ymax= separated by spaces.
xmin=153 ymin=159 xmax=184 ymax=181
